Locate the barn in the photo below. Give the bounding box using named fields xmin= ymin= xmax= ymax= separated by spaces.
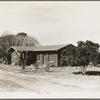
xmin=7 ymin=44 xmax=68 ymax=67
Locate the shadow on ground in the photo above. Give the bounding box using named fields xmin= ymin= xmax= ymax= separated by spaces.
xmin=73 ymin=71 xmax=100 ymax=76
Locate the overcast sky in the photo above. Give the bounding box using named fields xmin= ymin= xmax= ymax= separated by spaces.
xmin=0 ymin=1 xmax=100 ymax=46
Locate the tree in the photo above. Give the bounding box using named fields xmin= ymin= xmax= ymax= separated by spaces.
xmin=19 ymin=51 xmax=28 ymax=70
xmin=76 ymin=40 xmax=100 ymax=74
xmin=60 ymin=40 xmax=100 ymax=75
xmin=77 ymin=40 xmax=99 ymax=64
xmin=0 ymin=34 xmax=16 ymax=51
xmin=0 ymin=31 xmax=40 ymax=66
xmin=60 ymin=44 xmax=76 ymax=66
xmin=15 ymin=35 xmax=40 ymax=47
xmin=0 ymin=31 xmax=40 ymax=51
xmin=14 ymin=32 xmax=40 ymax=47
xmin=95 ymin=52 xmax=100 ymax=64
xmin=0 ymin=48 xmax=7 ymax=58
xmin=17 ymin=32 xmax=27 ymax=37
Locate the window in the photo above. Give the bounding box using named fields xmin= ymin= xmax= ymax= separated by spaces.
xmin=37 ymin=54 xmax=40 ymax=61
xmin=48 ymin=54 xmax=54 ymax=61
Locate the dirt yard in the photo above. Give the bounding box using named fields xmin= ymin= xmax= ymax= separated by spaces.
xmin=0 ymin=64 xmax=100 ymax=98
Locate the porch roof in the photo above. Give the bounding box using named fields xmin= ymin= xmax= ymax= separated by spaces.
xmin=7 ymin=44 xmax=68 ymax=52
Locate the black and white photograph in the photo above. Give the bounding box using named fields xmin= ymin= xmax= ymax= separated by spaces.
xmin=0 ymin=1 xmax=100 ymax=98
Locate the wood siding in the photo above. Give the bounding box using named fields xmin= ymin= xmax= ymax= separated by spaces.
xmin=36 ymin=52 xmax=58 ymax=67
xmin=11 ymin=50 xmax=61 ymax=67
xmin=47 ymin=54 xmax=58 ymax=67
xmin=36 ymin=54 xmax=43 ymax=65
xmin=54 ymin=54 xmax=58 ymax=66
xmin=11 ymin=51 xmax=19 ymax=65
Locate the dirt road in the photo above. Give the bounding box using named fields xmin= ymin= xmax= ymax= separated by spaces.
xmin=0 ymin=69 xmax=90 ymax=92
xmin=0 ymin=65 xmax=100 ymax=98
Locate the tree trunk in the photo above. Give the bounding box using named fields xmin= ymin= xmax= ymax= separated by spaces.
xmin=45 ymin=63 xmax=50 ymax=72
xmin=81 ymin=65 xmax=86 ymax=75
xmin=22 ymin=60 xmax=26 ymax=70
xmin=59 ymin=60 xmax=63 ymax=67
xmin=22 ymin=64 xmax=25 ymax=70
xmin=22 ymin=62 xmax=25 ymax=70
xmin=19 ymin=59 xmax=25 ymax=70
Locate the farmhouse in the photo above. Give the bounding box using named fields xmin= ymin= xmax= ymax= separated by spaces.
xmin=7 ymin=44 xmax=69 ymax=67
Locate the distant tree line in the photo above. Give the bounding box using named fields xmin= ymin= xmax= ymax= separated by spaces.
xmin=60 ymin=40 xmax=100 ymax=74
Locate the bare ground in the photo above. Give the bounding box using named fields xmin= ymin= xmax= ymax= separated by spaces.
xmin=0 ymin=64 xmax=100 ymax=95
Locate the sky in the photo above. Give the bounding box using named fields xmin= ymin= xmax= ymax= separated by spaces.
xmin=0 ymin=1 xmax=100 ymax=46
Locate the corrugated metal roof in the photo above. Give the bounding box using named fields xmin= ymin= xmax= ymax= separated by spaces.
xmin=7 ymin=46 xmax=35 ymax=52
xmin=33 ymin=44 xmax=67 ymax=51
xmin=7 ymin=44 xmax=68 ymax=52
